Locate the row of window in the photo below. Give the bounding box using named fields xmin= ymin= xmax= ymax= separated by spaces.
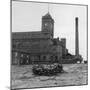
xmin=13 ymin=52 xmax=58 ymax=61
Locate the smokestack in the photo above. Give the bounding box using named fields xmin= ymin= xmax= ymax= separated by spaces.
xmin=75 ymin=17 xmax=79 ymax=56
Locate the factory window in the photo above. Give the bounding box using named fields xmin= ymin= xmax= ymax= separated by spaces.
xmin=50 ymin=56 xmax=53 ymax=60
xmin=55 ymin=56 xmax=58 ymax=60
xmin=43 ymin=56 xmax=46 ymax=60
xmin=15 ymin=52 xmax=18 ymax=57
xmin=38 ymin=55 xmax=40 ymax=60
xmin=21 ymin=54 xmax=23 ymax=57
xmin=53 ymin=40 xmax=57 ymax=45
xmin=55 ymin=56 xmax=58 ymax=63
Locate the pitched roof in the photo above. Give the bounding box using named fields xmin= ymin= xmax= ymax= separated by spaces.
xmin=42 ymin=12 xmax=53 ymax=20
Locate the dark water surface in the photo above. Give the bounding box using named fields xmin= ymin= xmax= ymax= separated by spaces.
xmin=11 ymin=64 xmax=88 ymax=89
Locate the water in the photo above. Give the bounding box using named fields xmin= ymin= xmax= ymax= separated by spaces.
xmin=11 ymin=64 xmax=88 ymax=89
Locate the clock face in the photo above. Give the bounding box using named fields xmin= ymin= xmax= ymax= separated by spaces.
xmin=44 ymin=23 xmax=48 ymax=27
xmin=44 ymin=22 xmax=53 ymax=30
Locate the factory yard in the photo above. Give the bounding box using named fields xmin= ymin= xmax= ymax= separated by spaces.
xmin=11 ymin=64 xmax=87 ymax=89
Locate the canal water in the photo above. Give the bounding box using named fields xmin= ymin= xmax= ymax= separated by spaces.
xmin=11 ymin=64 xmax=88 ymax=89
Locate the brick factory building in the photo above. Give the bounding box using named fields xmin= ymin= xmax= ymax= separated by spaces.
xmin=12 ymin=12 xmax=68 ymax=65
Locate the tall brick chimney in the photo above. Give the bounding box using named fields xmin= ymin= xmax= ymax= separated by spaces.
xmin=75 ymin=17 xmax=79 ymax=56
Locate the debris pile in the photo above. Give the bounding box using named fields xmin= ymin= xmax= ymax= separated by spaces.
xmin=32 ymin=63 xmax=64 ymax=76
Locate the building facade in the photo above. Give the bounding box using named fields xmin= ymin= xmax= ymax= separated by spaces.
xmin=12 ymin=13 xmax=68 ymax=65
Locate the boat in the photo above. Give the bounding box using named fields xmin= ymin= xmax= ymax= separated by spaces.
xmin=32 ymin=63 xmax=64 ymax=76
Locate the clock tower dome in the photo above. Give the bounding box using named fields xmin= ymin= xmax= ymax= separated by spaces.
xmin=41 ymin=12 xmax=54 ymax=38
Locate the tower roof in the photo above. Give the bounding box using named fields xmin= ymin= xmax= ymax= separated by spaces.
xmin=42 ymin=12 xmax=53 ymax=19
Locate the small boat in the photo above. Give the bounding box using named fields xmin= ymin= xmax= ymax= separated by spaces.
xmin=32 ymin=63 xmax=64 ymax=76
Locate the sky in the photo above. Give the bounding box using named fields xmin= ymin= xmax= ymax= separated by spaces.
xmin=12 ymin=1 xmax=87 ymax=60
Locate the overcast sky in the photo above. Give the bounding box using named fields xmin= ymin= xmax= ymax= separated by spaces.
xmin=12 ymin=1 xmax=87 ymax=60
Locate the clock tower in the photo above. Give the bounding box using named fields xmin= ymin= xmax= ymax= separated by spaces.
xmin=42 ymin=12 xmax=54 ymax=38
